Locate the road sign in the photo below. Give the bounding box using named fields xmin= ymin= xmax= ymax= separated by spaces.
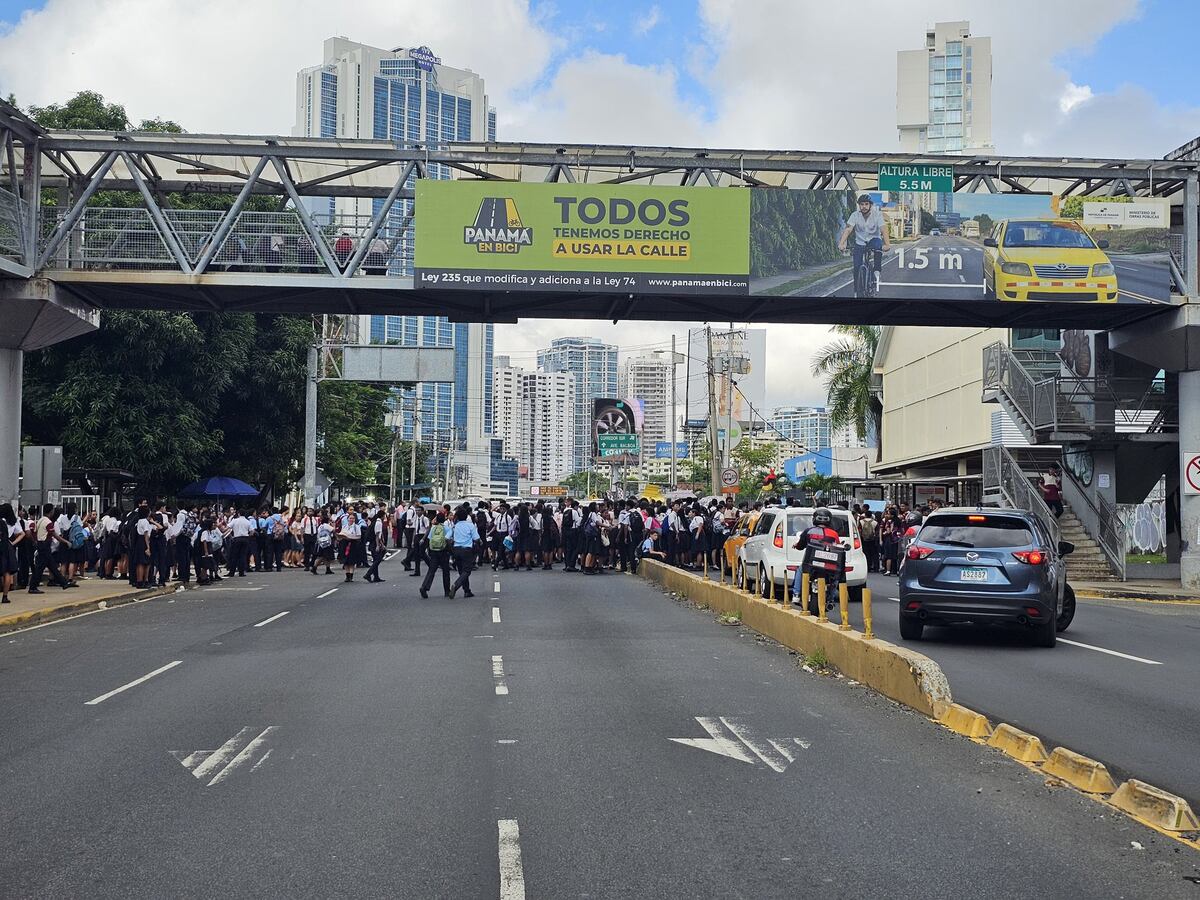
xmin=878 ymin=163 xmax=954 ymax=194
xmin=531 ymin=485 xmax=567 ymax=496
xmin=1183 ymin=452 xmax=1200 ymax=495
xmin=721 ymin=467 xmax=739 ymax=487
xmin=597 ymin=433 xmax=640 ymax=456
xmin=669 ymin=717 xmax=810 ymax=773
xmin=655 ymin=441 xmax=690 ymax=459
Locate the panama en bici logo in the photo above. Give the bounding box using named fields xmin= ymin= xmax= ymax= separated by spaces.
xmin=463 ymin=198 xmax=534 ymax=254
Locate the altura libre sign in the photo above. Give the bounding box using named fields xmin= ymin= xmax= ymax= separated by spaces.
xmin=877 ymin=163 xmax=954 ymax=193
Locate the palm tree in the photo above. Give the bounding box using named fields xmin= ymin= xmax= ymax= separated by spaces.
xmin=811 ymin=325 xmax=882 ymax=455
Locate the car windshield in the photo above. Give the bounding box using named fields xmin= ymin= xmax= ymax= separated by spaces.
xmin=1003 ymin=221 xmax=1096 ymax=250
xmin=787 ymin=512 xmax=850 ymax=538
xmin=918 ymin=515 xmax=1035 ymax=549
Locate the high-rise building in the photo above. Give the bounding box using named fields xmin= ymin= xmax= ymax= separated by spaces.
xmin=296 ymin=38 xmax=508 ymax=495
xmin=537 ymin=337 xmax=619 ymax=473
xmin=619 ymin=352 xmax=674 ymax=450
xmin=494 ymin=361 xmax=576 ymax=484
xmin=831 ymin=421 xmax=869 ymax=449
xmin=770 ymin=406 xmax=830 ymax=452
xmin=896 ymin=21 xmax=993 ymax=156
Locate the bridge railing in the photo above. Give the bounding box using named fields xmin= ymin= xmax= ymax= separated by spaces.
xmin=37 ymin=206 xmax=417 ymax=276
xmin=0 ymin=185 xmax=27 ymax=260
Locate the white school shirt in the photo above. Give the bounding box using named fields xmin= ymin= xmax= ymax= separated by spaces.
xmin=529 ymin=512 xmax=542 ymax=531
xmin=229 ymin=515 xmax=253 ymax=538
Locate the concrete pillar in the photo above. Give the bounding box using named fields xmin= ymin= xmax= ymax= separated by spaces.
xmin=0 ymin=348 xmax=22 ymax=505
xmin=1179 ymin=371 xmax=1200 ymax=589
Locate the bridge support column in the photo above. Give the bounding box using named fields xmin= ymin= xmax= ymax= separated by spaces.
xmin=1179 ymin=372 xmax=1200 ymax=590
xmin=0 ymin=348 xmax=21 ymax=505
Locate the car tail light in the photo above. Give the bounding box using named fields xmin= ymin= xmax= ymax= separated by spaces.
xmin=968 ymin=515 xmax=986 ymax=522
xmin=1012 ymin=550 xmax=1045 ymax=565
xmin=907 ymin=544 xmax=934 ymax=560
xmin=1025 ymin=607 xmax=1042 ymax=617
xmin=773 ymin=533 xmax=784 ymax=548
xmin=853 ymin=537 xmax=861 ymax=550
xmin=905 ymin=601 xmax=921 ymax=611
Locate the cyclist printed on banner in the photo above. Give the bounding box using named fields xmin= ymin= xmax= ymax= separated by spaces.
xmin=838 ymin=194 xmax=891 ymax=298
xmin=792 ymin=507 xmax=846 ymax=617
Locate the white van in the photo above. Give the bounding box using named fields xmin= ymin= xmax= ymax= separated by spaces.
xmin=737 ymin=506 xmax=868 ymax=601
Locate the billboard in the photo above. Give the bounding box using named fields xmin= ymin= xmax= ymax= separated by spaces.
xmin=593 ymin=398 xmax=644 ymax=465
xmin=414 ymin=181 xmax=1171 ymax=305
xmin=654 ymin=441 xmax=690 ymax=459
xmin=685 ymin=328 xmax=766 ymax=427
xmin=415 ymin=181 xmax=749 ymax=295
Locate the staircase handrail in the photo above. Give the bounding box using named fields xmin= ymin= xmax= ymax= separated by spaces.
xmin=982 ymin=342 xmax=1047 ymax=433
xmin=982 ymin=444 xmax=1061 ymax=548
xmin=1058 ymin=464 xmax=1127 ymax=581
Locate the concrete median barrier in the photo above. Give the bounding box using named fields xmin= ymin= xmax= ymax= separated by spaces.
xmin=987 ymin=723 xmax=1049 ymax=764
xmin=936 ymin=703 xmax=993 ymax=739
xmin=639 ymin=560 xmax=951 ymax=716
xmin=1110 ymin=779 xmax=1200 ymax=833
xmin=1041 ymin=747 xmax=1117 ymax=795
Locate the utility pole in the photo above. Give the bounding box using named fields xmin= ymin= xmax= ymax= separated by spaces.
xmin=388 ymin=425 xmax=397 ymax=505
xmin=409 ymin=402 xmax=419 ymax=502
xmin=706 ymin=326 xmax=720 ymax=496
xmin=670 ymin=334 xmax=678 ymax=491
xmin=725 ymin=325 xmax=736 ymax=473
xmin=303 ymin=340 xmax=319 ymax=504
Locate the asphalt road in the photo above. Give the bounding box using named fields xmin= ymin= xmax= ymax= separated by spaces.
xmin=865 ymin=570 xmax=1200 ymax=807
xmin=817 ymin=235 xmax=1169 ymax=304
xmin=1 ymin=559 xmax=1197 ymax=898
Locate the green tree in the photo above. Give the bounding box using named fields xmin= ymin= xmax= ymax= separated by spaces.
xmin=973 ymin=213 xmax=994 ymax=236
xmin=919 ymin=209 xmax=939 ymax=234
xmin=731 ymin=441 xmax=777 ymax=501
xmin=800 ymin=472 xmax=846 ymax=500
xmin=560 ymin=470 xmax=596 ymax=496
xmin=316 ymin=382 xmax=393 ymax=488
xmin=811 ymin=325 xmax=881 ymax=457
xmin=29 ymin=90 xmax=130 ymax=131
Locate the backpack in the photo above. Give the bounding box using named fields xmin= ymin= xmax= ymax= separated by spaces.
xmin=68 ymin=519 xmax=87 ymax=550
xmin=628 ymin=512 xmax=644 ymax=540
xmin=316 ymin=527 xmax=332 ymax=550
xmin=428 ymin=523 xmax=447 ymax=551
xmin=207 ymin=530 xmax=224 ymax=551
xmin=271 ymin=517 xmax=287 ymax=540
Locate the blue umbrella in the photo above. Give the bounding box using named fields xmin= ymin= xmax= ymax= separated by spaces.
xmin=177 ymin=476 xmax=260 ymax=498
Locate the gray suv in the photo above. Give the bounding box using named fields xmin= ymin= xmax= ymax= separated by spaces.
xmin=898 ymin=508 xmax=1076 ymax=648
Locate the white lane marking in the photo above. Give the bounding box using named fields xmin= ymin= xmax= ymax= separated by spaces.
xmin=84 ymin=660 xmax=182 ymax=705
xmin=253 ymin=611 xmax=290 ymax=628
xmin=207 ymin=726 xmax=279 ymax=786
xmin=887 ymin=597 xmax=900 ymax=602
xmin=498 ymin=819 xmax=526 ymax=900
xmin=201 ymin=587 xmax=264 ymax=592
xmin=384 ymin=550 xmax=400 ymax=561
xmin=1058 ymin=638 xmax=1162 ymax=665
xmin=250 ymin=748 xmax=273 ymax=773
xmin=498 ymin=739 xmax=519 ymax=745
xmin=879 ymin=280 xmax=986 ymax=289
xmin=670 ymin=717 xmax=755 ymax=764
xmin=493 ymin=655 xmax=509 ymax=695
xmin=494 ymin=580 xmax=501 ymax=593
xmin=720 ymin=717 xmax=790 ymax=773
xmin=189 ymin=727 xmax=256 ymax=781
xmin=316 ymin=588 xmax=338 ymax=599
xmin=492 ymin=607 xmax=502 ymax=624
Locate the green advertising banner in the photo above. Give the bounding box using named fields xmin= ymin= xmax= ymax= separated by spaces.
xmin=415 ymin=180 xmax=750 ymax=294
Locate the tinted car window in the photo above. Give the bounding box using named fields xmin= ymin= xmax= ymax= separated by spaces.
xmin=786 ymin=512 xmax=850 ymax=538
xmin=919 ymin=515 xmax=1034 ymax=548
xmin=752 ymin=513 xmax=775 ymax=536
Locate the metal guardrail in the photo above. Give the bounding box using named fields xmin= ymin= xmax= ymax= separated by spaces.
xmin=1168 ymin=232 xmax=1188 ymax=293
xmin=982 ymin=342 xmax=1042 ymax=433
xmin=37 ymin=207 xmax=417 ymax=275
xmin=982 ymin=444 xmax=1060 ymax=550
xmin=0 ymin=185 xmax=26 ymax=259
xmin=1059 ymin=463 xmax=1126 ymax=580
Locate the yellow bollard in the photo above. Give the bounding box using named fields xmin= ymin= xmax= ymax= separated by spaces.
xmin=838 ymin=582 xmax=852 ymax=631
xmin=800 ymin=572 xmax=811 ymax=616
xmin=703 ymin=553 xmax=709 ymax=580
xmin=718 ymin=556 xmax=724 ymax=584
xmin=768 ymin=566 xmax=776 ymax=602
xmin=862 ymin=588 xmax=875 ymax=640
xmin=782 ymin=569 xmax=790 ymax=605
xmin=817 ymin=579 xmax=828 ymax=623
xmin=743 ymin=563 xmax=750 ymax=593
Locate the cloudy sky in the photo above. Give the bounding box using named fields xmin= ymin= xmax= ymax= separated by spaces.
xmin=2 ymin=0 xmax=1198 ymax=409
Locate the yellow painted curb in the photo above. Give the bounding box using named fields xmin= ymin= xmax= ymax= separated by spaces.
xmin=1041 ymin=747 xmax=1117 ymax=794
xmin=639 ymin=560 xmax=951 ymax=716
xmin=986 ymin=723 xmax=1049 ymax=764
xmin=1110 ymin=779 xmax=1200 ymax=832
xmin=936 ymin=703 xmax=993 ymax=739
xmin=0 ymin=583 xmax=175 ymax=634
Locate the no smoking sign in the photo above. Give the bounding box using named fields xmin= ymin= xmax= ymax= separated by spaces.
xmin=1183 ymin=452 xmax=1200 ymax=495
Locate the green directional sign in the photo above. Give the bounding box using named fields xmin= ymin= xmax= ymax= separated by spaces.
xmin=597 ymin=433 xmax=640 ymax=456
xmin=878 ymin=163 xmax=954 ymax=194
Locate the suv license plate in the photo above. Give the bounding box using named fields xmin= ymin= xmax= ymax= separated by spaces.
xmin=959 ymin=567 xmax=988 ymax=582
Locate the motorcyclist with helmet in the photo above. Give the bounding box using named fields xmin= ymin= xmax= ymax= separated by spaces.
xmin=791 ymin=507 xmax=844 ymax=611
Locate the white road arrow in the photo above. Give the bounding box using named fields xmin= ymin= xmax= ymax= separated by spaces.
xmin=670 ymin=717 xmax=810 ymax=772
xmin=170 ymin=726 xmax=278 ymax=787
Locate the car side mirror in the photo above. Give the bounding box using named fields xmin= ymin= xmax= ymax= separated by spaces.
xmin=983 ymin=237 xmax=997 ymax=247
xmin=1096 ymin=239 xmax=1110 ymax=249
xmin=1058 ymin=540 xmax=1075 ymax=556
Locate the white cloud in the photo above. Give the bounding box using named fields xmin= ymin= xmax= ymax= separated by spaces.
xmin=1059 ymin=82 xmax=1094 ymax=115
xmin=634 ymin=5 xmax=662 ymax=36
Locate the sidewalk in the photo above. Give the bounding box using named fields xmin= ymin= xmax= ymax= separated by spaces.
xmin=0 ymin=576 xmax=178 ymax=634
xmin=1073 ymin=578 xmax=1200 ymax=603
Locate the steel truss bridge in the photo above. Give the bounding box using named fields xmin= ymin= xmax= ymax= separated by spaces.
xmin=0 ymin=98 xmax=1197 ymax=332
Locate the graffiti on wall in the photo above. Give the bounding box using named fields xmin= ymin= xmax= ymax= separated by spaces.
xmin=1118 ymin=500 xmax=1166 ymax=554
